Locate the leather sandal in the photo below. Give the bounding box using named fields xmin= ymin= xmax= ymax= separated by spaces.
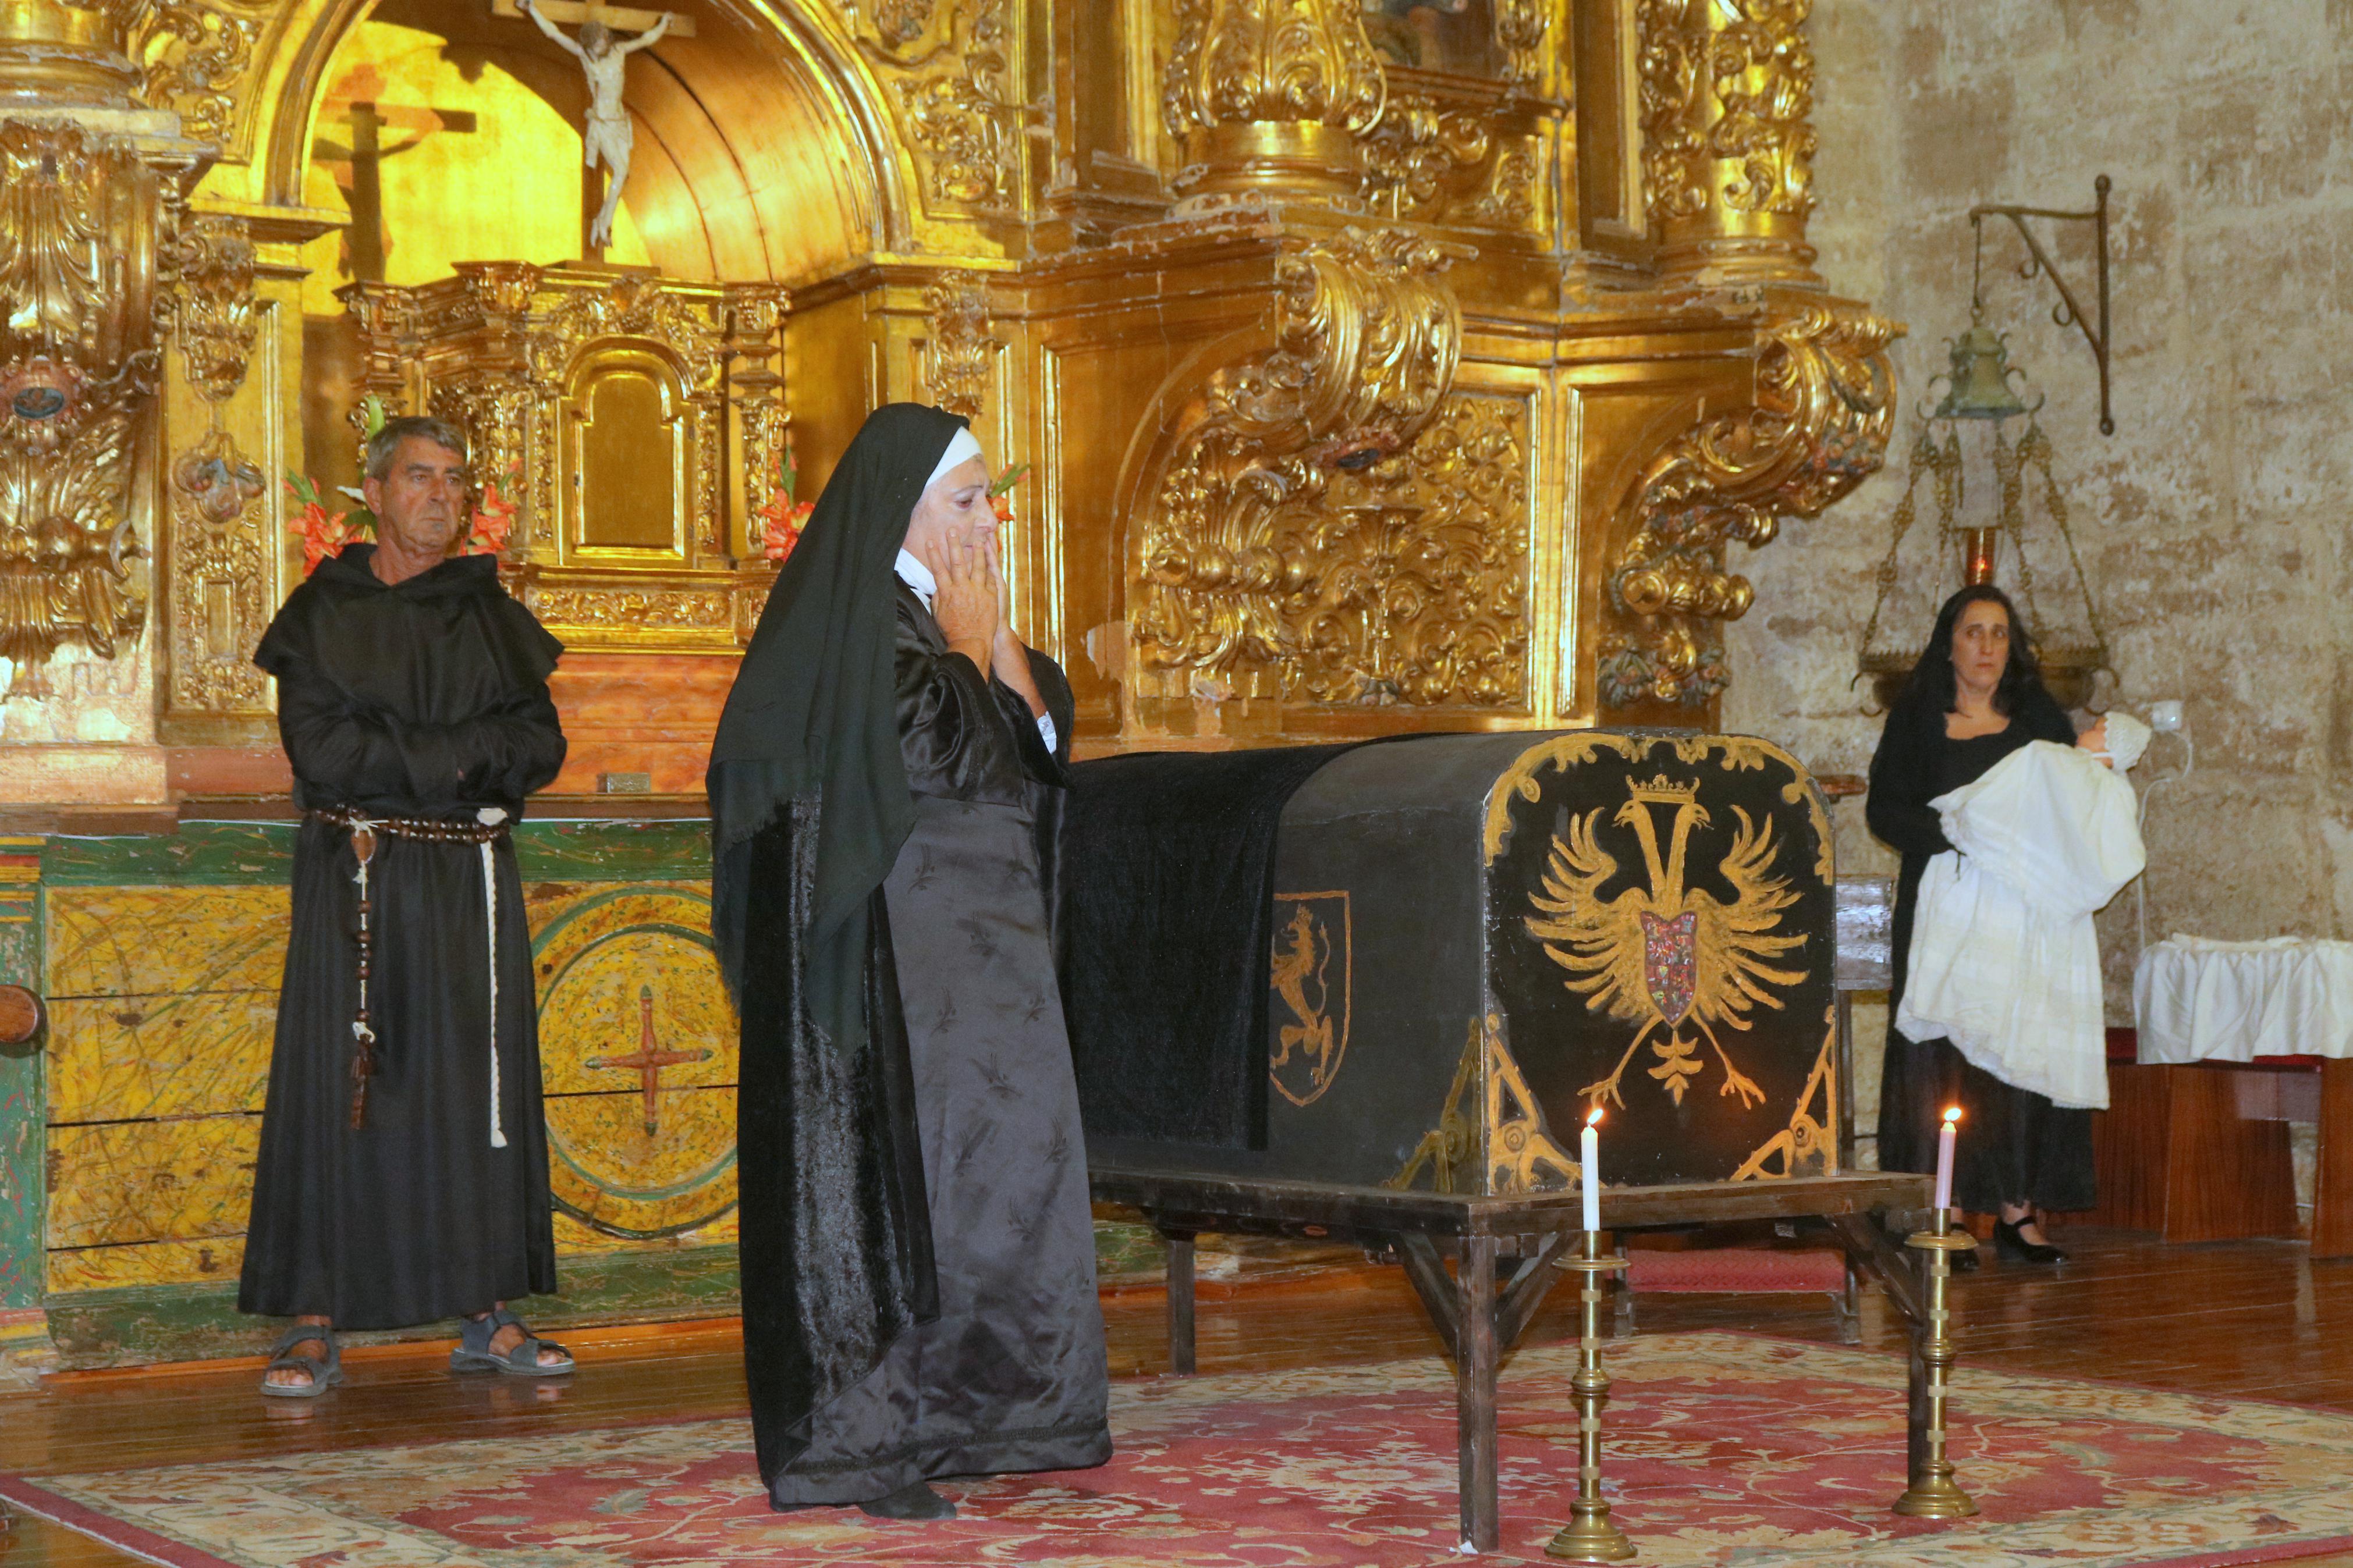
xmin=260 ymin=1324 xmax=343 ymax=1399
xmin=449 ymin=1306 xmax=574 ymax=1377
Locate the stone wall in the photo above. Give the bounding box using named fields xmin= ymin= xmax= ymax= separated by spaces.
xmin=1724 ymin=0 xmax=2353 ymax=1149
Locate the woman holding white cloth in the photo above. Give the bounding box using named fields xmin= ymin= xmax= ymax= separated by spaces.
xmin=1868 ymin=585 xmax=2109 ymax=1265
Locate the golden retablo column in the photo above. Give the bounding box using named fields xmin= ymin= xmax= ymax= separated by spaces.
xmin=1162 ymin=0 xmax=1386 ymax=209
xmin=1638 ymin=0 xmax=1819 ymax=287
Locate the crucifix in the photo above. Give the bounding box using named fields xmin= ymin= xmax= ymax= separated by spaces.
xmin=587 ymin=983 xmax=711 ymax=1136
xmin=495 ymin=0 xmax=693 ymax=257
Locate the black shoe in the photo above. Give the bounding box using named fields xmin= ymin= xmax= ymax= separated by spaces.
xmin=1949 ymin=1240 xmax=1981 ymax=1274
xmin=1992 ymin=1219 xmax=2067 ymax=1264
xmin=858 ymin=1482 xmax=957 ymax=1521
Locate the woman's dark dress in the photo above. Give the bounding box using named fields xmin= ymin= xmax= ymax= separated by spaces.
xmin=755 ymin=584 xmax=1110 ymax=1505
xmin=1868 ymin=689 xmax=2098 ymax=1213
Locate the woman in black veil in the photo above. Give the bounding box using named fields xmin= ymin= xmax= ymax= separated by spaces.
xmin=708 ymin=403 xmax=1108 ymax=1519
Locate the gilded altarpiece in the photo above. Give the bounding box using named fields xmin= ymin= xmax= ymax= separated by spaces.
xmin=0 ymin=0 xmax=1909 ymax=1360
xmin=339 ymin=266 xmax=785 ymax=655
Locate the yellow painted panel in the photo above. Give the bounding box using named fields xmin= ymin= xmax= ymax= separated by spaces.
xmin=47 ymin=1236 xmax=248 ymax=1294
xmin=47 ymin=887 xmax=290 ymax=999
xmin=545 ymin=1085 xmax=736 ymax=1239
xmin=46 ymin=993 xmax=278 ymax=1124
xmin=534 ymin=887 xmax=736 ymax=1097
xmin=47 ymin=1115 xmax=260 ymax=1249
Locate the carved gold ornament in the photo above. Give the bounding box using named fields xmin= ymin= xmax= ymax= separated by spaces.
xmin=0 ymin=401 xmax=147 ymax=662
xmin=1362 ymin=92 xmax=1487 ymax=214
xmin=1639 ymin=0 xmax=1815 ymax=222
xmin=1492 ymin=0 xmax=1546 ymax=84
xmin=0 ymin=119 xmax=190 ymax=667
xmin=922 ymin=273 xmax=999 ymax=419
xmin=1525 ymin=772 xmax=1805 ymax=1112
xmin=854 ymin=0 xmax=1018 ymax=210
xmin=161 ymin=212 xmax=256 ymax=403
xmin=1603 ymin=303 xmax=1899 ymax=707
xmin=1276 ymin=394 xmax=1529 ymax=707
xmin=725 ymin=283 xmax=792 ymax=550
xmin=1162 ymin=0 xmax=1386 ymax=203
xmin=1637 ymin=0 xmax=1818 ymax=284
xmin=1133 ymin=226 xmax=1463 ymax=701
xmin=165 ymin=429 xmax=268 ymax=709
xmin=129 ymin=0 xmax=277 ymax=149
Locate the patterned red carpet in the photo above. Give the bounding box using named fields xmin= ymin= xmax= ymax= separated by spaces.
xmin=6 ymin=1331 xmax=2351 ymax=1567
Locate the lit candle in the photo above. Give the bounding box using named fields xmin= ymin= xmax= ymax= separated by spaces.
xmin=1934 ymin=1106 xmax=1961 ymax=1213
xmin=1582 ymin=1105 xmax=1603 ymax=1233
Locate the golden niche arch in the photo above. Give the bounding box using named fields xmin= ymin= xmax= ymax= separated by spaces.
xmin=245 ymin=0 xmax=914 ymax=667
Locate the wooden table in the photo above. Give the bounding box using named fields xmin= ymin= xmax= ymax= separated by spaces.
xmin=1092 ymin=1162 xmax=1937 ymax=1553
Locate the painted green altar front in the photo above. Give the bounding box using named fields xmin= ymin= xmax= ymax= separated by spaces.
xmin=0 ymin=809 xmax=745 ymax=1366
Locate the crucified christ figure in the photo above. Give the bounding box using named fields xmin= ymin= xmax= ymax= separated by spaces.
xmin=518 ymin=0 xmax=675 ymax=250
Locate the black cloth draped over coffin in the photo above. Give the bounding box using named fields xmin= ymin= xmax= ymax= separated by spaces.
xmin=239 ymin=545 xmax=567 ymax=1329
xmin=1060 ymin=742 xmax=1378 ymax=1150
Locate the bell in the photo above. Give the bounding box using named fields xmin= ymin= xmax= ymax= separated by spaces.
xmin=1930 ymin=317 xmax=2040 ymax=422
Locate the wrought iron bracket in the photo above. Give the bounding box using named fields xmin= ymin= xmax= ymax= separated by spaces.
xmin=1969 ymin=175 xmax=2114 ymax=435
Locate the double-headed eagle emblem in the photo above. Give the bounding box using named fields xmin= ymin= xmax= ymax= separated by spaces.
xmin=1525 ymin=774 xmax=1805 ymax=1110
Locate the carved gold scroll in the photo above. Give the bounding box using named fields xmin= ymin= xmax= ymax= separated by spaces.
xmin=0 ymin=117 xmax=197 ymax=667
xmin=852 ymin=0 xmax=1023 ymax=213
xmin=1600 ymin=303 xmax=1900 ymax=710
xmin=1131 ymin=225 xmax=1465 ymax=709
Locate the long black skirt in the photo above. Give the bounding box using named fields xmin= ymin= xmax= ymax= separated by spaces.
xmin=1878 ymin=1024 xmax=2096 ymax=1214
xmin=765 ymin=794 xmax=1111 ymax=1505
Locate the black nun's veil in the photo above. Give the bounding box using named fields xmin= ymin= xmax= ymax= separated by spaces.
xmin=708 ymin=401 xmax=964 ymax=1484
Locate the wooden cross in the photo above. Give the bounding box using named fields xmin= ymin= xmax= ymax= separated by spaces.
xmin=588 ymin=984 xmax=711 ymax=1136
xmin=490 ymin=0 xmax=694 ymax=37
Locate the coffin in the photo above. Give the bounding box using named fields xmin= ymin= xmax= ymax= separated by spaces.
xmin=1085 ymin=730 xmax=1840 ymax=1196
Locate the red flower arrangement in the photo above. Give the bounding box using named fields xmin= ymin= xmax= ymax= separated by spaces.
xmin=988 ymin=461 xmax=1026 ymax=526
xmin=758 ymin=440 xmax=816 ymax=564
xmin=288 ymin=472 xmax=360 ymax=577
xmin=466 ymin=469 xmax=519 ymax=557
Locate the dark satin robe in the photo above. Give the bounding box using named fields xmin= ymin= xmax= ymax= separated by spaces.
xmin=750 ymin=584 xmax=1109 ymax=1506
xmin=239 ymin=546 xmax=567 ymax=1328
xmin=1868 ymin=688 xmax=2096 ymax=1213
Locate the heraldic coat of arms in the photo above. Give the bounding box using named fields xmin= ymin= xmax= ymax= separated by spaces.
xmin=1525 ymin=773 xmax=1806 ymax=1110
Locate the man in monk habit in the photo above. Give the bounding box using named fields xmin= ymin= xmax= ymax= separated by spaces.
xmin=709 ymin=403 xmax=1109 ymax=1520
xmin=239 ymin=415 xmax=573 ymax=1395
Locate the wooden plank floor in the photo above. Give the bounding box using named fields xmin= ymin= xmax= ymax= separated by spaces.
xmin=3 ymin=1227 xmax=2350 ymax=1565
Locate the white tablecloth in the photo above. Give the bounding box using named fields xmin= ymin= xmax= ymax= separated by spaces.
xmin=2133 ymin=936 xmax=2353 ymax=1063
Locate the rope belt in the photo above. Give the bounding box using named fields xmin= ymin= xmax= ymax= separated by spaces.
xmin=307 ymin=806 xmax=512 ymax=1149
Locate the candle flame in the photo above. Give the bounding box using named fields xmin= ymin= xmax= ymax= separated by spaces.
xmin=1942 ymin=1106 xmax=1962 ymax=1125
xmin=1585 ymin=1105 xmax=1604 ymax=1128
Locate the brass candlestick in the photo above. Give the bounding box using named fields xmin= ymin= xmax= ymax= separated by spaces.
xmin=1892 ymin=1207 xmax=1979 ymax=1518
xmin=1546 ymin=1231 xmax=1635 ymax=1563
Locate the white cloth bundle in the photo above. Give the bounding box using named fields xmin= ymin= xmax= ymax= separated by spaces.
xmin=1896 ymin=740 xmax=2146 ymax=1108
